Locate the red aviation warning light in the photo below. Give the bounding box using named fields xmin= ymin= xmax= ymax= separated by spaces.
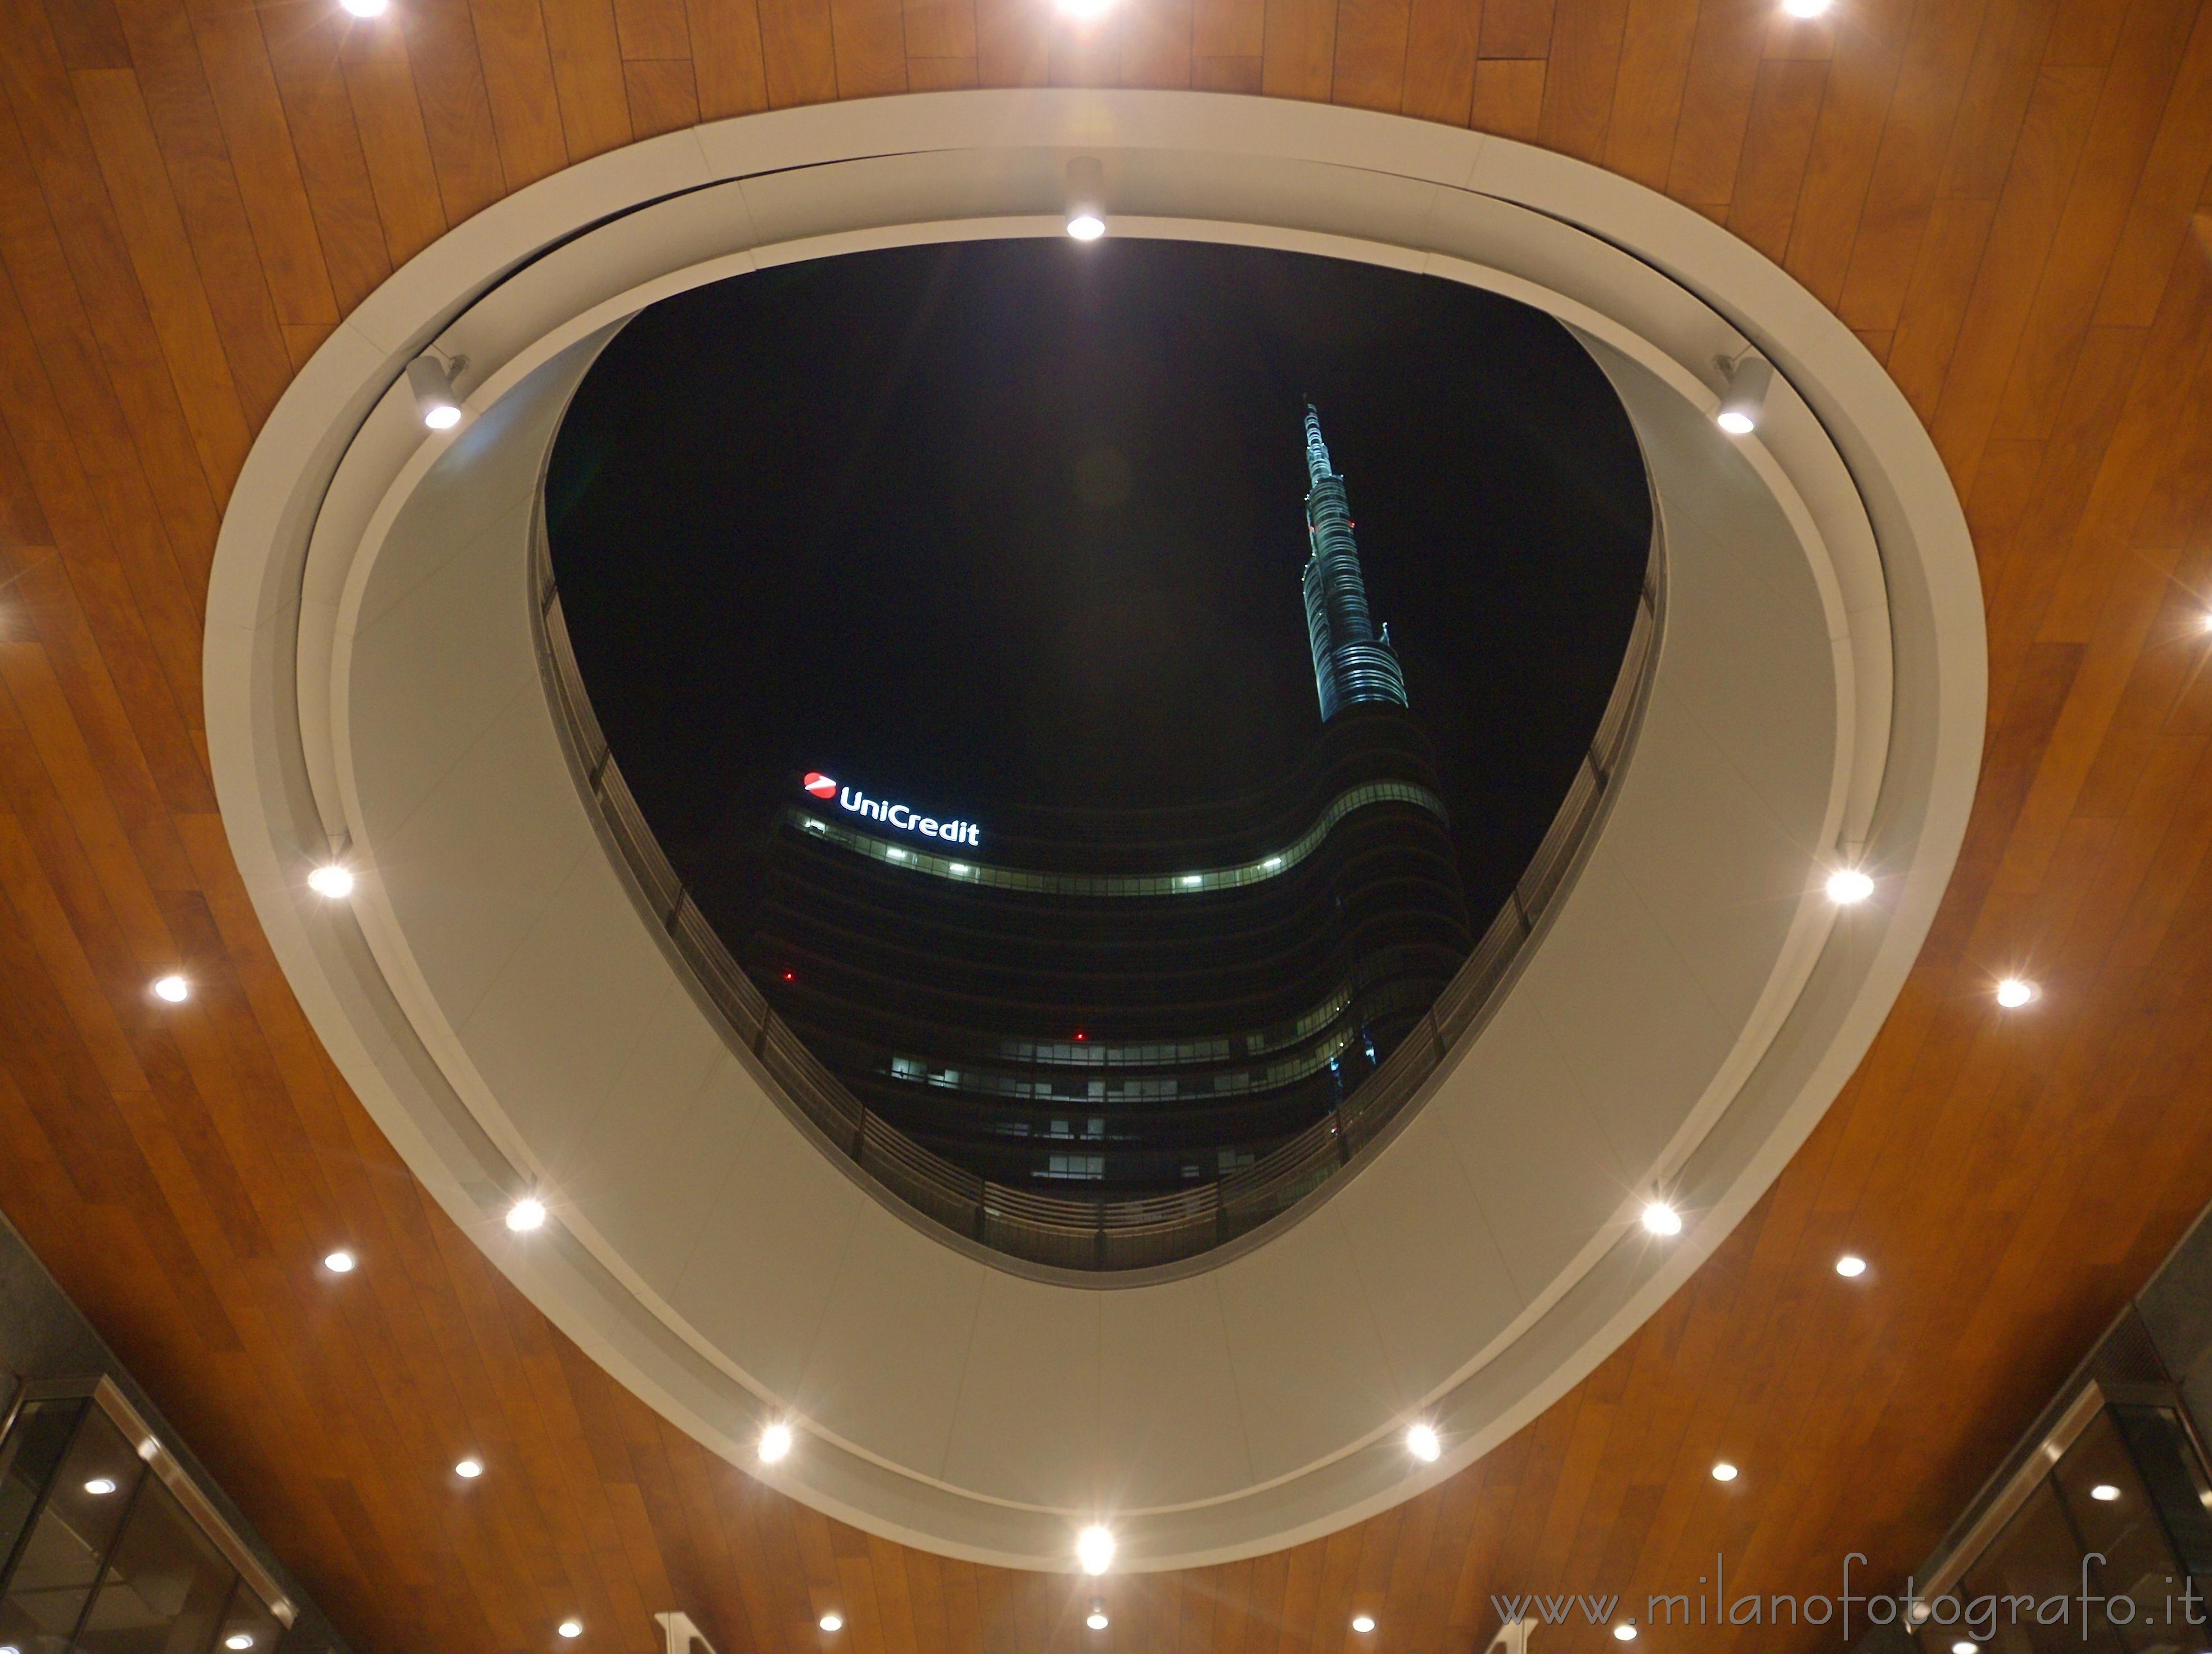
xmin=803 ymin=772 xmax=838 ymax=799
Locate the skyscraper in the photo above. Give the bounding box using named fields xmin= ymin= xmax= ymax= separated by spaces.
xmin=1301 ymin=405 xmax=1410 ymax=721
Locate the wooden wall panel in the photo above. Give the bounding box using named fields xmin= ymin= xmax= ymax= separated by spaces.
xmin=0 ymin=1 xmax=2208 ymax=1652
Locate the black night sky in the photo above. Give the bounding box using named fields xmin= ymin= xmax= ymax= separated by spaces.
xmin=547 ymin=238 xmax=1651 ymax=925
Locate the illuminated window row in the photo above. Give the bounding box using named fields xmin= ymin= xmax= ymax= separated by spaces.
xmin=782 ymin=778 xmax=1447 ymax=899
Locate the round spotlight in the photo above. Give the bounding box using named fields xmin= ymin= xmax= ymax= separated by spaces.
xmin=1951 ymin=1643 xmax=1978 ymax=1654
xmin=152 ymin=975 xmax=188 ymax=1003
xmin=308 ymin=864 xmax=355 ymax=899
xmin=558 ymin=1621 xmax=584 ymax=1639
xmin=1406 ymin=1422 xmax=1441 ymax=1463
xmin=226 ymin=1637 xmax=256 ymax=1651
xmin=83 ymin=1477 xmax=117 ymax=1495
xmin=1613 ymin=1627 xmax=1638 ymax=1642
xmin=340 ymin=0 xmax=389 ymax=14
xmin=1712 ymin=1462 xmax=1738 ymax=1482
xmin=406 ymin=355 xmax=464 ymax=431
xmin=759 ymin=1422 xmax=794 ymax=1464
xmin=1077 ymin=1525 xmax=1116 ymax=1575
xmin=1826 ymin=868 xmax=1874 ymax=904
xmin=505 ymin=1197 xmax=547 ymax=1232
xmin=1641 ymin=1201 xmax=1682 ymax=1237
xmin=1086 ymin=1606 xmax=1109 ymax=1633
xmin=1782 ymin=0 xmax=1830 ymax=15
xmin=818 ymin=1615 xmax=843 ymax=1634
xmin=1996 ymin=977 xmax=2037 ymax=1008
xmin=2091 ymin=1483 xmax=2120 ymax=1502
xmin=1835 ymin=1254 xmax=1867 ymax=1278
xmin=323 ymin=1249 xmax=356 ymax=1274
xmin=1065 ymin=156 xmax=1107 ymax=238
xmin=1066 ymin=214 xmax=1105 ymax=241
xmin=1716 ymin=354 xmax=1774 ymax=434
xmin=1351 ymin=1616 xmax=1376 ymax=1635
xmin=455 ymin=1457 xmax=483 ymax=1479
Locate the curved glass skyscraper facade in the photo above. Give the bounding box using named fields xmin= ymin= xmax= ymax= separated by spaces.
xmin=733 ymin=411 xmax=1472 ymax=1195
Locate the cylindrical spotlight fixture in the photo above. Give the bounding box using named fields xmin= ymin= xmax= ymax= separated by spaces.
xmin=1066 ymin=157 xmax=1106 ymax=241
xmin=1716 ymin=353 xmax=1773 ymax=435
xmin=406 ymin=354 xmax=466 ymax=430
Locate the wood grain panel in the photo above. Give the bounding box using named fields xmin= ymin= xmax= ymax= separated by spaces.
xmin=0 ymin=3 xmax=2209 ymax=1654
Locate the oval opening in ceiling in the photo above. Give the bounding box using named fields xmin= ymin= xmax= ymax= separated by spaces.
xmin=540 ymin=236 xmax=1656 ymax=1273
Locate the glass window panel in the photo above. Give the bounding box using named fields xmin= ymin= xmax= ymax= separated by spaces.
xmin=0 ymin=1403 xmax=88 ymax=1590
xmin=1949 ymin=1479 xmax=2128 ymax=1654
xmin=74 ymin=1480 xmax=234 ymax=1654
xmin=0 ymin=1408 xmax=144 ymax=1654
xmin=2056 ymin=1412 xmax=2186 ymax=1651
xmin=209 ymin=1586 xmax=279 ymax=1654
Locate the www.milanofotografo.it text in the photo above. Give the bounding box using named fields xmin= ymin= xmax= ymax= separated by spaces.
xmin=1488 ymin=1553 xmax=2210 ymax=1641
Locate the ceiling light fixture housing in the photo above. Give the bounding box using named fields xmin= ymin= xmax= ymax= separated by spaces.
xmin=455 ymin=1457 xmax=483 ymax=1479
xmin=2090 ymin=1484 xmax=2120 ymax=1502
xmin=1711 ymin=1462 xmax=1737 ymax=1481
xmin=406 ymin=354 xmax=467 ymax=430
xmin=224 ymin=1637 xmax=255 ymax=1651
xmin=83 ymin=1478 xmax=116 ymax=1496
xmin=818 ymin=1614 xmax=843 ymax=1634
xmin=152 ymin=975 xmax=188 ymax=1003
xmin=559 ymin=1622 xmax=584 ymax=1639
xmin=1351 ymin=1615 xmax=1375 ymax=1634
xmin=1714 ymin=352 xmax=1774 ymax=435
xmin=1835 ymin=1254 xmax=1867 ymax=1277
xmin=1065 ymin=156 xmax=1107 ymax=240
xmin=1086 ymin=1606 xmax=1109 ymax=1632
xmin=323 ymin=1249 xmax=355 ymax=1273
xmin=1613 ymin=1627 xmax=1638 ymax=1642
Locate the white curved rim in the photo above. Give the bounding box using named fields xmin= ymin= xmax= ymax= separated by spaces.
xmin=206 ymin=90 xmax=1984 ymax=1572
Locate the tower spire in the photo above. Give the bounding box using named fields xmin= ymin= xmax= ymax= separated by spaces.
xmin=1299 ymin=405 xmax=1407 ymax=721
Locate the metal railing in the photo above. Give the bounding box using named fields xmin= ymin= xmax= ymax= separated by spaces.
xmin=533 ymin=506 xmax=1663 ymax=1276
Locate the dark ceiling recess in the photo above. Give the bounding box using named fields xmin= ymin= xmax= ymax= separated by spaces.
xmin=548 ymin=237 xmax=1650 ymax=1196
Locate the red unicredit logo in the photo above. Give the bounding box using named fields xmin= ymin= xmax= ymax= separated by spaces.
xmin=803 ymin=772 xmax=838 ymax=799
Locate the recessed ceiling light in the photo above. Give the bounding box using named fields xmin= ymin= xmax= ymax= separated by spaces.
xmin=1826 ymin=868 xmax=1874 ymax=904
xmin=1406 ymin=1422 xmax=1441 ymax=1462
xmin=1077 ymin=1525 xmax=1116 ymax=1575
xmin=1066 ymin=214 xmax=1105 ymax=241
xmin=1996 ymin=977 xmax=2036 ymax=1008
xmin=2090 ymin=1484 xmax=2120 ymax=1502
xmin=455 ymin=1457 xmax=483 ymax=1479
xmin=558 ymin=1621 xmax=584 ymax=1638
xmin=83 ymin=1477 xmax=117 ymax=1495
xmin=1835 ymin=1254 xmax=1867 ymax=1277
xmin=1086 ymin=1606 xmax=1109 ymax=1632
xmin=1782 ymin=0 xmax=1829 ymax=14
xmin=1712 ymin=1462 xmax=1738 ymax=1481
xmin=1613 ymin=1627 xmax=1637 ymax=1642
xmin=308 ymin=864 xmax=355 ymax=898
xmin=759 ymin=1422 xmax=794 ymax=1463
xmin=1641 ymin=1201 xmax=1682 ymax=1237
xmin=505 ymin=1197 xmax=547 ymax=1232
xmin=152 ymin=975 xmax=188 ymax=1003
xmin=1057 ymin=0 xmax=1113 ymax=16
xmin=226 ymin=1636 xmax=255 ymax=1650
xmin=818 ymin=1614 xmax=842 ymax=1633
xmin=1351 ymin=1615 xmax=1376 ymax=1634
xmin=1951 ymin=1642 xmax=1978 ymax=1654
xmin=340 ymin=0 xmax=388 ymax=15
xmin=323 ymin=1250 xmax=355 ymax=1274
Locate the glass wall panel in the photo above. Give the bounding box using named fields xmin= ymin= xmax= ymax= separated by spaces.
xmin=0 ymin=1408 xmax=145 ymax=1654
xmin=73 ymin=1480 xmax=230 ymax=1654
xmin=0 ymin=1404 xmax=88 ymax=1588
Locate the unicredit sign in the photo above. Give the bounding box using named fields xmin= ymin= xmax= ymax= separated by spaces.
xmin=803 ymin=773 xmax=980 ymax=848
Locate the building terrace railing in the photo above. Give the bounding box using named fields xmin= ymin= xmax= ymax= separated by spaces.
xmin=531 ymin=507 xmax=1663 ymax=1278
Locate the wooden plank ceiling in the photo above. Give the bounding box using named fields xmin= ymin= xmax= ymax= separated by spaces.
xmin=0 ymin=0 xmax=2209 ymax=1644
